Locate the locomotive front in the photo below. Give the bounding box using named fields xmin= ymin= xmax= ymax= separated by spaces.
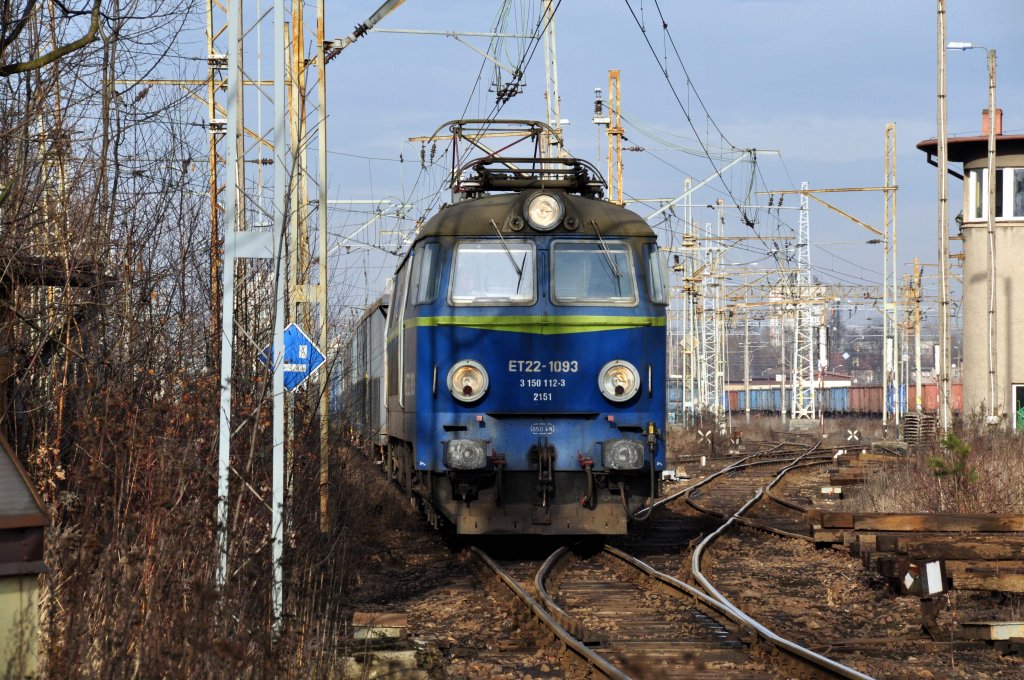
xmin=386 ymin=156 xmax=667 ymax=535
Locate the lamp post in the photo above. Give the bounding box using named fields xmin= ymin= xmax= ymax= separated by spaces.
xmin=935 ymin=1 xmax=951 ymax=431
xmin=948 ymin=41 xmax=998 ymax=423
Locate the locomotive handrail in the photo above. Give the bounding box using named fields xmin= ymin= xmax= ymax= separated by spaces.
xmin=457 ymin=155 xmax=607 ymax=196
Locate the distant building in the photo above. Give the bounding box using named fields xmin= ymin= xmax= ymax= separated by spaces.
xmin=918 ymin=108 xmax=1024 ymax=428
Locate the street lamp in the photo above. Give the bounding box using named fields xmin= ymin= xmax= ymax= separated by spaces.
xmin=948 ymin=41 xmax=999 ymax=423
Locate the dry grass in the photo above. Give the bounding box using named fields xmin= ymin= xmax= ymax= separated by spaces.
xmin=840 ymin=427 xmax=1024 ymax=514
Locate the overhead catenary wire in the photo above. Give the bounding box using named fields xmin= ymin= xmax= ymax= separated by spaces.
xmin=621 ymin=0 xmax=756 ymax=228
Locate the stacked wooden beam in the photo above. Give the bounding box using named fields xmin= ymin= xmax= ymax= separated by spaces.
xmin=812 ymin=513 xmax=1024 ymax=594
xmin=960 ymin=622 xmax=1024 ymax=655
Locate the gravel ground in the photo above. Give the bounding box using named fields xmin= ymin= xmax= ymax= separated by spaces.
xmin=702 ymin=464 xmax=1024 ymax=678
xmin=342 ymin=454 xmax=1024 ymax=678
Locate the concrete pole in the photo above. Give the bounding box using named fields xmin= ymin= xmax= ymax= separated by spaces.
xmin=914 ymin=259 xmax=923 ymax=412
xmin=890 ymin=126 xmax=900 ymax=429
xmin=985 ymin=48 xmax=997 ymax=421
xmin=743 ymin=315 xmax=750 ymax=425
xmin=216 ymin=0 xmax=243 ymax=590
xmin=316 ymin=0 xmax=330 ymax=533
xmin=882 ymin=176 xmax=889 ymax=435
xmin=936 ymin=0 xmax=952 ymax=430
xmin=779 ymin=313 xmax=787 ymax=423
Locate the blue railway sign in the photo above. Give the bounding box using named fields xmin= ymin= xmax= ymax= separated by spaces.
xmin=259 ymin=323 xmax=326 ymax=391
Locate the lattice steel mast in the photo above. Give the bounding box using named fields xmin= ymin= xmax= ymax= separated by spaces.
xmin=791 ymin=182 xmax=816 ymax=419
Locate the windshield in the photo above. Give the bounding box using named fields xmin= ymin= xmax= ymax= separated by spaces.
xmin=551 ymin=241 xmax=637 ymax=304
xmin=450 ymin=241 xmax=535 ymax=305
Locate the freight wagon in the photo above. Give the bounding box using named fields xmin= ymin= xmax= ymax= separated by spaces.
xmin=724 ymin=383 xmax=962 ymax=416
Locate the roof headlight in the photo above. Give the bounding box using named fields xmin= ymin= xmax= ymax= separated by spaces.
xmin=448 ymin=360 xmax=489 ymax=403
xmin=598 ymin=360 xmax=640 ymax=402
xmin=526 ymin=192 xmax=563 ymax=231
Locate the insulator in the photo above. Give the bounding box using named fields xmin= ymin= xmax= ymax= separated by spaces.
xmin=429 ymin=141 xmax=436 ymax=163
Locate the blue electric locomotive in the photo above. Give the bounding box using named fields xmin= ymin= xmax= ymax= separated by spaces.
xmin=382 ymin=137 xmax=667 ymax=535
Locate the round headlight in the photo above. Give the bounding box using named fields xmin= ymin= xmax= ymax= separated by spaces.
xmin=526 ymin=192 xmax=563 ymax=231
xmin=598 ymin=360 xmax=640 ymax=402
xmin=448 ymin=360 xmax=489 ymax=403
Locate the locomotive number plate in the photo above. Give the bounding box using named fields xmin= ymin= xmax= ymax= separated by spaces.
xmin=509 ymin=358 xmax=577 ymax=402
xmin=507 ymin=360 xmax=579 ymax=373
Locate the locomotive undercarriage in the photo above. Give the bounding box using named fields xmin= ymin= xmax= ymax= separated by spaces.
xmin=436 ymin=470 xmax=649 ymax=534
xmin=386 ymin=438 xmax=651 ymax=534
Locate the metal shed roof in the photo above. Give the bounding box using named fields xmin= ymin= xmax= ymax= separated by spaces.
xmin=0 ymin=436 xmax=47 ymax=531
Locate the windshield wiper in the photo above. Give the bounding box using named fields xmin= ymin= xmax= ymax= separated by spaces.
xmin=490 ymin=219 xmax=527 ymax=293
xmin=591 ymin=219 xmax=621 ymax=280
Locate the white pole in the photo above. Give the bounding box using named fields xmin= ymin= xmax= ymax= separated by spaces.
xmin=936 ymin=0 xmax=952 ymax=430
xmin=271 ymin=0 xmax=289 ymax=635
xmin=986 ymin=49 xmax=997 ymax=420
xmin=216 ymin=0 xmax=243 ymax=591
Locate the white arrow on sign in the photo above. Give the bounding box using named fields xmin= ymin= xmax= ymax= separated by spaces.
xmin=258 ymin=323 xmax=327 ymax=392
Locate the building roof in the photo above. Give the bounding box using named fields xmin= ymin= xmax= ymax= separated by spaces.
xmin=0 ymin=435 xmax=47 ymax=531
xmin=916 ymin=134 xmax=1024 ymax=163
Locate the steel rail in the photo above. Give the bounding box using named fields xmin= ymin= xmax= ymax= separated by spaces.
xmin=534 ymin=544 xmax=766 ymax=679
xmin=469 ymin=547 xmax=627 ymax=680
xmin=535 ymin=537 xmax=872 ymax=678
xmin=685 ymin=450 xmax=833 ymax=518
xmin=643 ymin=441 xmax=791 ymax=514
xmin=763 ymin=457 xmax=836 ymax=515
xmin=601 ymin=545 xmax=755 ymax=628
xmin=688 ymin=456 xmax=875 ymax=680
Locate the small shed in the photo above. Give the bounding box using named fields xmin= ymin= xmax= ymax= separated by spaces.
xmin=0 ymin=435 xmax=47 ymax=677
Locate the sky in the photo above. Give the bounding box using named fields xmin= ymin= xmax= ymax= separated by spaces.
xmin=320 ymin=0 xmax=1024 ymax=330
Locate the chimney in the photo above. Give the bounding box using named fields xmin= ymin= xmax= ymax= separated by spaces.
xmin=982 ymin=108 xmax=1003 ymax=136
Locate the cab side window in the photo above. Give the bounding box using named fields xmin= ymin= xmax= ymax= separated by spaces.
xmin=411 ymin=242 xmax=442 ymax=305
xmin=645 ymin=244 xmax=668 ymax=305
xmin=386 ymin=262 xmax=410 ymax=401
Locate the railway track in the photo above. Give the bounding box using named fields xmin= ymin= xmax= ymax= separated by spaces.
xmin=466 ymin=440 xmax=873 ymax=678
xmin=349 ymin=435 xmax=1023 ymax=677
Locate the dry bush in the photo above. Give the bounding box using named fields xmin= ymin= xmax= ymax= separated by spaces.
xmin=840 ymin=428 xmax=1024 ymax=514
xmin=0 ymin=2 xmax=410 ymax=676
